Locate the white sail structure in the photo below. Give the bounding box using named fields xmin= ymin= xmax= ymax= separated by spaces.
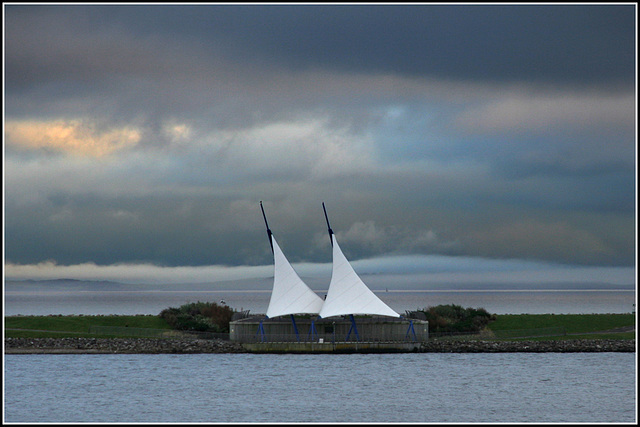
xmin=265 ymin=236 xmax=324 ymax=318
xmin=319 ymin=234 xmax=400 ymax=319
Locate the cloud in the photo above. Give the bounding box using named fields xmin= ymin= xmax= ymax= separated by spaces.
xmin=109 ymin=4 xmax=633 ymax=85
xmin=5 ymin=256 xmax=635 ymax=288
xmin=454 ymin=90 xmax=634 ymax=135
xmin=464 ymin=220 xmax=620 ymax=264
xmin=3 ymin=5 xmax=636 ymax=272
xmin=5 ymin=119 xmax=141 ymax=156
xmin=336 ymin=220 xmax=458 ymax=256
xmin=201 ymin=116 xmax=377 ymax=181
xmin=348 ymin=254 xmax=636 ymax=287
xmin=163 ymin=122 xmax=192 ymax=143
xmin=3 ymin=260 xmax=272 ymax=284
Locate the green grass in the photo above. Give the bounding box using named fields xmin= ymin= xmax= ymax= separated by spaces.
xmin=5 ymin=315 xmax=172 ymax=338
xmin=488 ymin=313 xmax=635 ymax=334
xmin=4 ymin=313 xmax=636 ymax=340
xmin=518 ymin=332 xmax=636 ymax=341
xmin=484 ymin=313 xmax=635 ymax=341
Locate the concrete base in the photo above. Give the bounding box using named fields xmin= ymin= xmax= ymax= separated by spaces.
xmin=241 ymin=340 xmax=424 ymax=353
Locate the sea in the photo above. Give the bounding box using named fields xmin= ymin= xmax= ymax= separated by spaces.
xmin=4 ymin=353 xmax=636 ymax=423
xmin=3 ymin=283 xmax=637 ymax=423
xmin=3 ymin=286 xmax=637 ymax=316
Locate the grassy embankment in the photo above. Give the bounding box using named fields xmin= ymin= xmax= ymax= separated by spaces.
xmin=4 ymin=315 xmax=172 ymax=338
xmin=487 ymin=313 xmax=636 ymax=341
xmin=4 ymin=312 xmax=636 ymax=340
xmin=5 ymin=301 xmax=234 ymax=339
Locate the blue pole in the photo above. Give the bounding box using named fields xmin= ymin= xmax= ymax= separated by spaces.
xmin=290 ymin=314 xmax=300 ymax=342
xmin=405 ymin=319 xmax=417 ymax=341
xmin=256 ymin=319 xmax=266 ymax=342
xmin=346 ymin=314 xmax=360 ymax=341
xmin=308 ymin=319 xmax=319 ymax=341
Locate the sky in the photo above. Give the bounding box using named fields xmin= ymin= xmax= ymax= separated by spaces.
xmin=3 ymin=3 xmax=637 ymax=287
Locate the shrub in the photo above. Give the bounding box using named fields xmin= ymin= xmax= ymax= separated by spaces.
xmin=159 ymin=301 xmax=235 ymax=333
xmin=418 ymin=304 xmax=493 ymax=334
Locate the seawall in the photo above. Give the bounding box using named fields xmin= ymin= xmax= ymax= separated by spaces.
xmin=4 ymin=337 xmax=246 ymax=354
xmin=420 ymin=339 xmax=635 ymax=353
xmin=4 ymin=337 xmax=635 ymax=354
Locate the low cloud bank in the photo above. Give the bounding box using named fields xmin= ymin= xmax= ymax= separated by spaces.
xmin=5 ymin=255 xmax=635 ymax=290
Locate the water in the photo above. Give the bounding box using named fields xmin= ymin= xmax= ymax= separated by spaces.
xmin=4 ymin=353 xmax=636 ymax=423
xmin=4 ymin=289 xmax=636 ymax=316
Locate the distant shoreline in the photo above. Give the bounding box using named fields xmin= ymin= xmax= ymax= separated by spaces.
xmin=4 ymin=337 xmax=635 ymax=354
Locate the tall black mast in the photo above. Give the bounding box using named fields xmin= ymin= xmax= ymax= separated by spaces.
xmin=260 ymin=201 xmax=274 ymax=254
xmin=322 ymin=202 xmax=334 ymax=247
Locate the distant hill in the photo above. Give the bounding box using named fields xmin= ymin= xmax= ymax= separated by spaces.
xmin=4 ymin=278 xmax=133 ymax=292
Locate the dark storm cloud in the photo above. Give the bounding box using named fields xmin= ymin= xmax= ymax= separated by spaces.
xmin=6 ymin=4 xmax=635 ymax=88
xmin=102 ymin=4 xmax=635 ymax=84
xmin=204 ymin=4 xmax=635 ymax=84
xmin=3 ymin=192 xmax=268 ymax=266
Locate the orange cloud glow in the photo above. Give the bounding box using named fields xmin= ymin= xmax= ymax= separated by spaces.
xmin=5 ymin=119 xmax=141 ymax=156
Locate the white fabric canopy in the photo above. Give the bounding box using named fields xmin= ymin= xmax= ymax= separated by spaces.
xmin=265 ymin=236 xmax=324 ymax=318
xmin=319 ymin=234 xmax=400 ymax=319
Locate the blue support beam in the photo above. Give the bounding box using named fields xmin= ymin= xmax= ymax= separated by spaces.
xmin=290 ymin=314 xmax=300 ymax=342
xmin=307 ymin=319 xmax=319 ymax=341
xmin=405 ymin=319 xmax=417 ymax=341
xmin=256 ymin=319 xmax=266 ymax=342
xmin=345 ymin=314 xmax=360 ymax=341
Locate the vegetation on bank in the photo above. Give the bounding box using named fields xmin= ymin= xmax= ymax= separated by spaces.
xmin=409 ymin=305 xmax=635 ymax=340
xmin=489 ymin=313 xmax=635 ymax=333
xmin=4 ymin=314 xmax=172 ymax=338
xmin=159 ymin=301 xmax=235 ymax=333
xmin=4 ymin=303 xmax=636 ymax=341
xmin=487 ymin=313 xmax=636 ymax=340
xmin=413 ymin=304 xmax=495 ymax=335
xmin=5 ymin=301 xmax=236 ymax=338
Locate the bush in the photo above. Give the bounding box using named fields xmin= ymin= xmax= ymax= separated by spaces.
xmin=418 ymin=304 xmax=493 ymax=334
xmin=159 ymin=301 xmax=235 ymax=333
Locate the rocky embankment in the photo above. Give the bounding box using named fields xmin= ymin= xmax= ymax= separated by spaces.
xmin=4 ymin=337 xmax=246 ymax=354
xmin=4 ymin=337 xmax=635 ymax=353
xmin=420 ymin=339 xmax=635 ymax=353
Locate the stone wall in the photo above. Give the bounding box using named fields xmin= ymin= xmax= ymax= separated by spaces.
xmin=4 ymin=337 xmax=245 ymax=354
xmin=4 ymin=337 xmax=635 ymax=354
xmin=420 ymin=339 xmax=636 ymax=353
